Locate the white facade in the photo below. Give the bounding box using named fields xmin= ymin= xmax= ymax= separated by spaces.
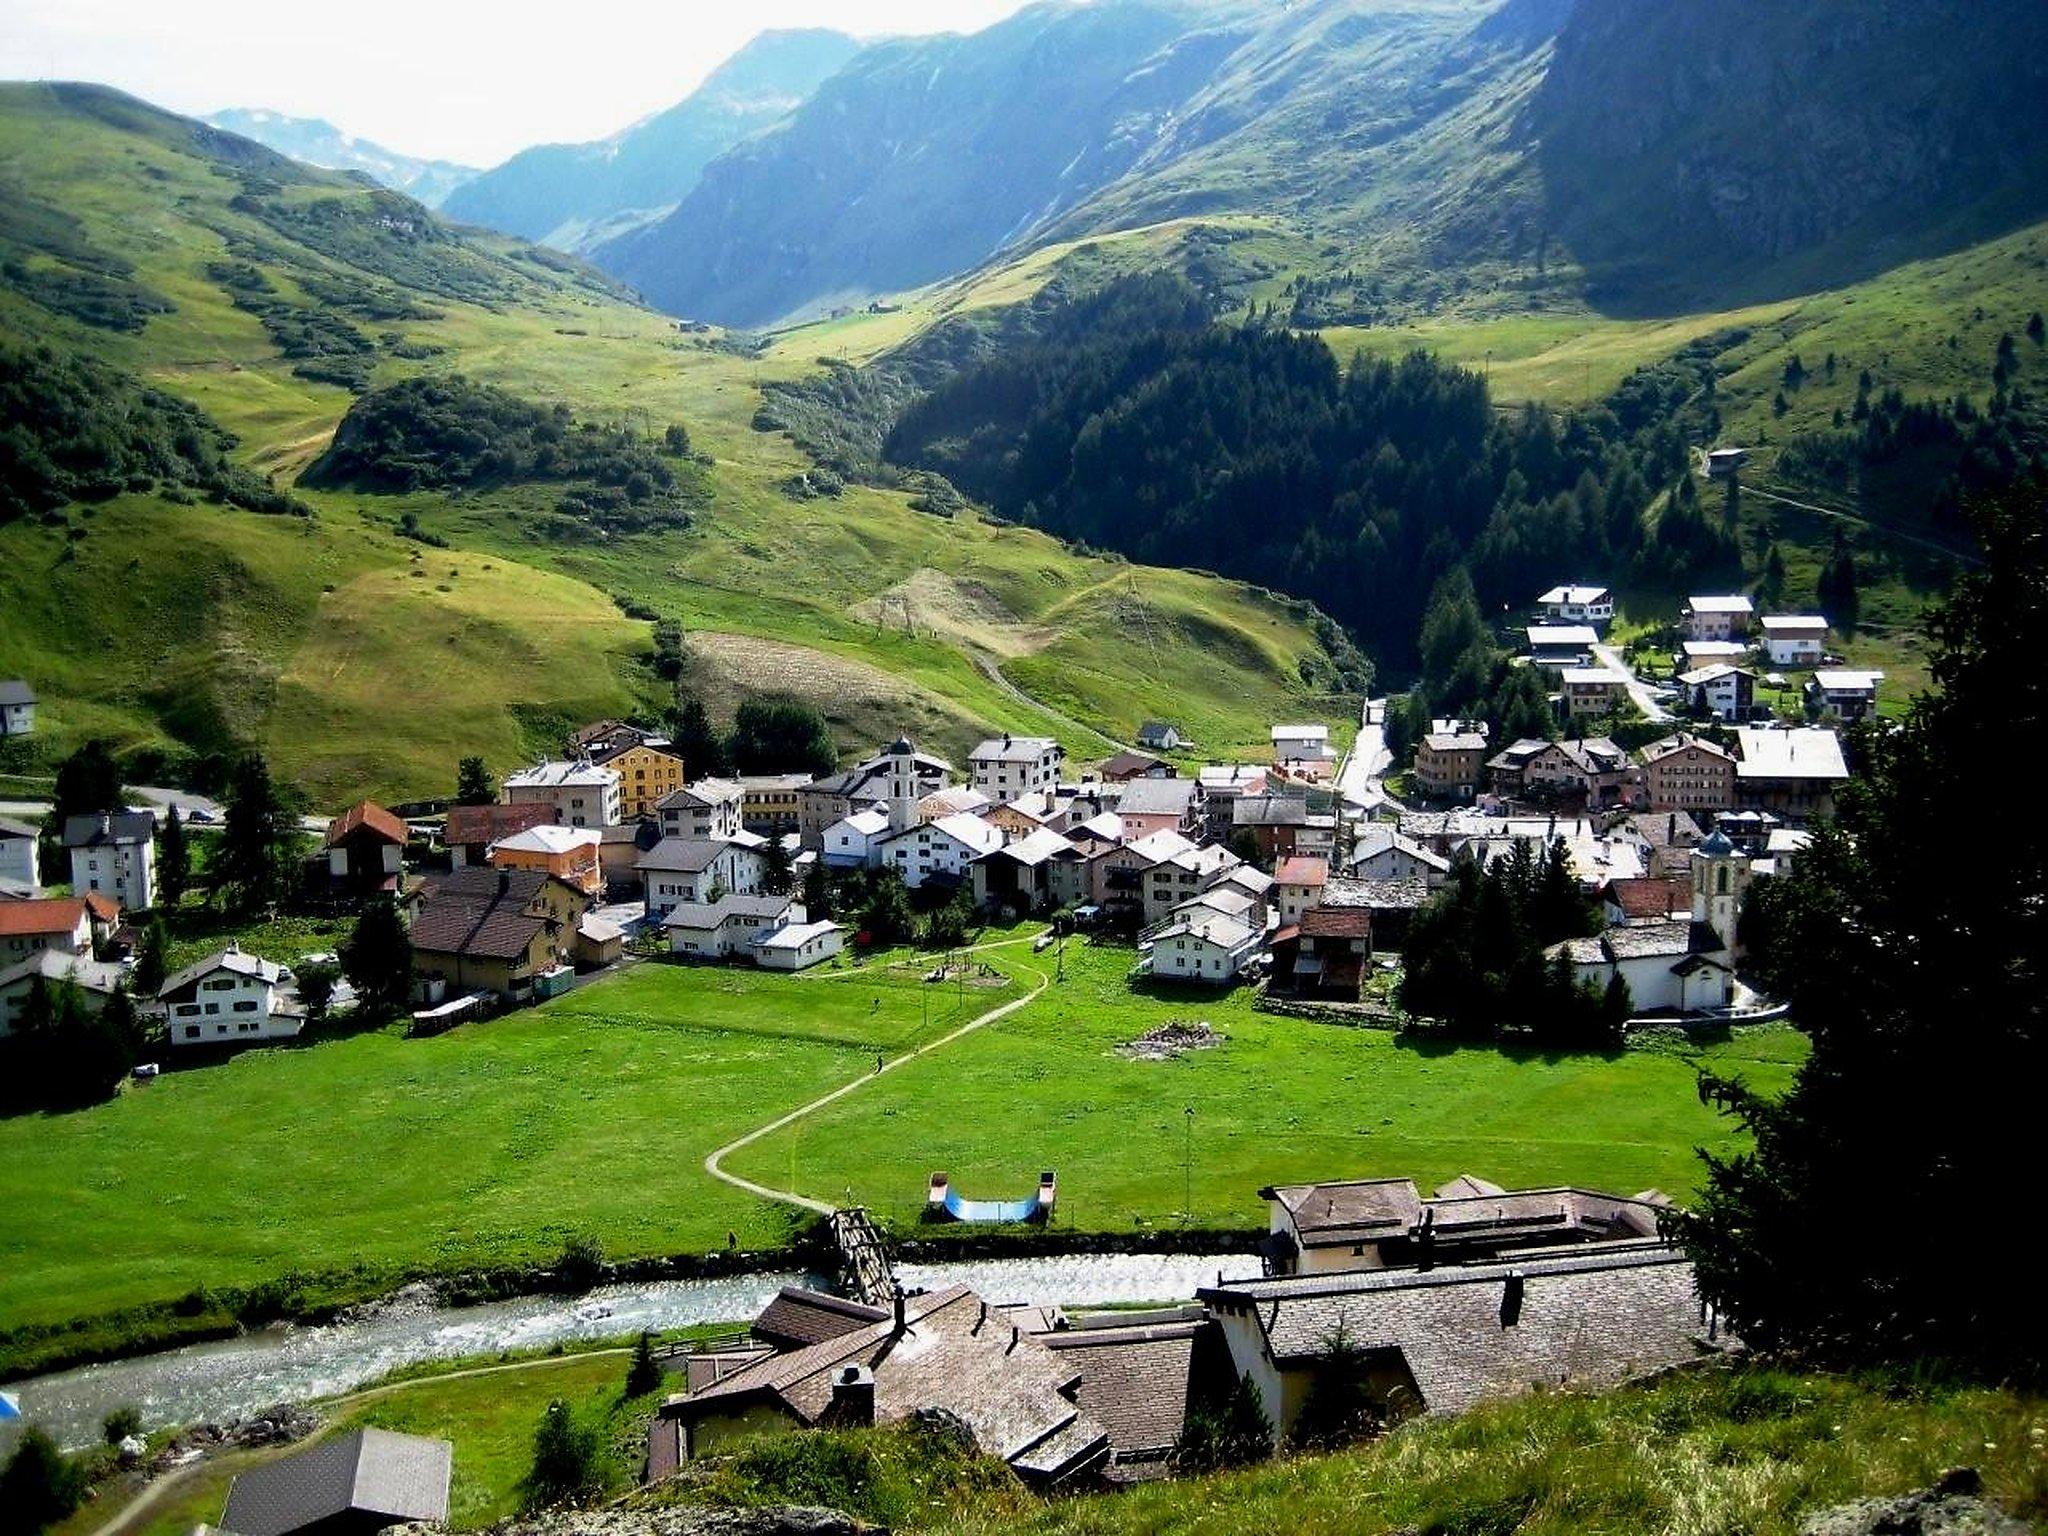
xmin=822 ymin=807 xmax=891 ymax=868
xmin=0 ymin=819 xmax=38 ymax=892
xmin=1682 ymin=595 xmax=1755 ymax=642
xmin=641 ymin=841 xmax=766 ymax=918
xmin=160 ymin=949 xmax=303 ymax=1047
xmin=1143 ymin=913 xmax=1258 ymax=985
xmin=665 ymin=895 xmax=802 ymax=958
xmin=1536 ymin=585 xmax=1615 ymax=625
xmin=1677 ymin=664 xmax=1755 ymax=721
xmin=1348 ymin=830 xmax=1449 ymax=886
xmin=1760 ymin=615 xmax=1827 ymax=667
xmin=658 ymin=778 xmax=744 ymax=840
xmin=1271 ymin=725 xmax=1333 ymax=765
xmin=0 ymin=681 xmax=34 ymax=737
xmin=65 ymin=814 xmax=155 ymax=911
xmin=504 ymin=762 xmax=622 ymax=829
xmin=874 ymin=812 xmax=1003 ymax=889
xmin=0 ymin=951 xmax=125 ymax=1036
xmin=968 ymin=736 xmax=1063 ymax=805
xmin=752 ymin=920 xmax=843 ymax=971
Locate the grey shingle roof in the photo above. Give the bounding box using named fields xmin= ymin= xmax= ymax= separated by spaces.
xmin=752 ymin=1287 xmax=890 ymax=1350
xmin=222 ymin=1427 xmax=450 ymax=1536
xmin=0 ymin=679 xmax=35 ymax=706
xmin=637 ymin=836 xmax=739 ymax=873
xmin=1115 ymin=778 xmax=1197 ymax=816
xmin=158 ymin=947 xmax=282 ymax=1000
xmin=662 ymin=893 xmax=795 ymax=930
xmin=62 ymin=812 xmax=155 ymax=848
xmin=0 ymin=816 xmax=39 ymax=839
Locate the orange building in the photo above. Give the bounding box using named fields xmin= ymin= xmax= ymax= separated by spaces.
xmin=485 ymin=824 xmax=603 ymax=898
xmin=595 ymin=741 xmax=686 ymax=820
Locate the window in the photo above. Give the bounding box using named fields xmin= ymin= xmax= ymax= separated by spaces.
xmin=233 ymin=1000 xmax=258 ymax=1013
xmin=183 ymin=1024 xmax=199 ymax=1039
xmin=204 ymin=1002 xmax=220 ymax=1016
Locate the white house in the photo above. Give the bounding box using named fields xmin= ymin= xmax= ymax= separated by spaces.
xmin=751 ymin=920 xmax=843 ymax=971
xmin=657 ymin=778 xmax=744 ymax=841
xmin=1681 ymin=594 xmax=1755 ymax=642
xmin=1142 ymin=843 xmax=1243 ymax=924
xmin=1272 ymin=855 xmax=1328 ymax=926
xmin=1760 ymin=615 xmax=1828 ymax=667
xmin=968 ymin=736 xmax=1064 ymax=804
xmin=1677 ymin=663 xmax=1756 ymax=721
xmin=1535 ymin=585 xmax=1615 ymax=625
xmin=1140 ymin=910 xmax=1259 ymax=985
xmin=1679 ymin=639 xmax=1748 ymax=670
xmin=1526 ymin=625 xmax=1599 ymax=668
xmin=0 ymin=897 xmax=93 ymax=966
xmin=0 ymin=815 xmax=39 ymax=893
xmin=1271 ymin=724 xmax=1334 ymax=768
xmin=1347 ymin=828 xmax=1450 ymax=886
xmin=0 ymin=949 xmax=127 ymax=1036
xmin=873 ymin=811 xmax=1004 ymax=890
xmin=0 ymin=679 xmax=35 ymax=737
xmin=638 ymin=837 xmax=765 ymax=918
xmin=665 ymin=893 xmax=804 ymax=959
xmin=64 ymin=811 xmax=154 ymax=911
xmin=504 ymin=761 xmax=622 ymax=829
xmin=821 ymin=806 xmax=892 ymax=868
xmin=159 ymin=945 xmax=305 ymax=1047
xmin=1805 ymin=669 xmax=1884 ymax=721
xmin=1550 ymin=832 xmax=1748 ymax=1016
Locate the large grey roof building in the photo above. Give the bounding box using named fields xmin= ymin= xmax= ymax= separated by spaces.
xmin=221 ymin=1427 xmax=451 ymax=1536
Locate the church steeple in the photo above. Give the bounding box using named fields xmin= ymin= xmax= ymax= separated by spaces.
xmin=1690 ymin=829 xmax=1751 ymax=955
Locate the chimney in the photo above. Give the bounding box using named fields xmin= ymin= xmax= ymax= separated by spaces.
xmin=1500 ymin=1271 xmax=1526 ymax=1328
xmin=828 ymin=1364 xmax=875 ymax=1427
xmin=892 ymin=1288 xmax=906 ymax=1335
xmin=497 ymin=869 xmax=512 ymax=898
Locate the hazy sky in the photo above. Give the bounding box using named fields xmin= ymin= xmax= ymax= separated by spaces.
xmin=0 ymin=0 xmax=1039 ymax=166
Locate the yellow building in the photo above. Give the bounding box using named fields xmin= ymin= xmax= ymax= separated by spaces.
xmin=597 ymin=742 xmax=686 ymax=820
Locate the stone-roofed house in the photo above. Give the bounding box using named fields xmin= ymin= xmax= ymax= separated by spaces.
xmin=1040 ymin=1308 xmax=1222 ymax=1483
xmin=1273 ymin=905 xmax=1373 ymax=999
xmin=1319 ymin=874 xmax=1429 ymax=950
xmin=222 ymin=1426 xmax=451 ymax=1536
xmin=1115 ymin=776 xmax=1200 ymax=840
xmin=1535 ymin=585 xmax=1614 ymax=625
xmin=970 ymin=734 xmax=1064 ymax=804
xmin=0 ymin=678 xmax=36 ymax=737
xmin=651 ymin=1285 xmax=1111 ymax=1486
xmin=64 ymin=811 xmax=155 ymax=912
xmin=1415 ymin=727 xmax=1489 ymax=801
xmin=1640 ymin=734 xmax=1735 ymax=815
xmin=1347 ymin=827 xmax=1450 ymax=887
xmin=1613 ymin=810 xmax=1707 ymax=878
xmin=410 ymin=867 xmax=587 ymax=1003
xmin=1550 ymin=831 xmax=1749 ymax=1015
xmin=323 ymin=801 xmax=407 ymax=895
xmin=159 ymin=944 xmax=303 ymax=1047
xmin=664 ymin=893 xmax=803 ymax=959
xmin=751 ymin=1287 xmax=891 ymax=1351
xmin=1201 ymin=1244 xmax=1723 ymax=1446
xmin=1140 ymin=907 xmax=1259 ymax=985
xmin=1733 ymin=726 xmax=1849 ymax=819
xmin=657 ymin=778 xmax=745 ymax=841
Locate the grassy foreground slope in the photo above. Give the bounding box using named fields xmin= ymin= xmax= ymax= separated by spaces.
xmin=0 ymin=945 xmax=1798 ymax=1349
xmin=0 ymin=84 xmax=1344 ymax=801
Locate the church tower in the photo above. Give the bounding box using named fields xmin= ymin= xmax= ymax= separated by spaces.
xmin=884 ymin=735 xmax=921 ymax=834
xmin=1690 ymin=829 xmax=1751 ymax=955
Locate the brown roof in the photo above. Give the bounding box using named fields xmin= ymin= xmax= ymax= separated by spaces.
xmin=1261 ymin=1177 xmax=1425 ymax=1244
xmin=752 ymin=1288 xmax=890 ymax=1350
xmin=443 ymin=802 xmax=553 ymax=848
xmin=1273 ymin=855 xmax=1329 ymax=888
xmin=0 ymin=897 xmax=86 ymax=938
xmin=1043 ymin=1318 xmax=1207 ymax=1471
xmin=1099 ymin=751 xmax=1168 ymax=780
xmin=326 ymin=800 xmax=407 ymax=849
xmin=1606 ymin=877 xmax=1689 ymax=920
xmin=81 ymin=891 xmax=121 ymax=923
xmin=1300 ymin=906 xmax=1372 ymax=940
xmin=409 ymin=891 xmax=550 ymax=961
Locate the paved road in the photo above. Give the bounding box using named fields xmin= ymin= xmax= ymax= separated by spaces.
xmin=1590 ymin=641 xmax=1673 ymax=724
xmin=1334 ymin=697 xmax=1391 ymax=810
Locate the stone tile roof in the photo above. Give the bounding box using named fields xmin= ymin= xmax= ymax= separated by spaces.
xmin=637 ymin=836 xmax=741 ymax=874
xmin=662 ymin=893 xmax=796 ymax=930
xmin=1116 ymin=778 xmax=1198 ymax=817
xmin=752 ymin=1287 xmax=890 ymax=1350
xmin=1203 ymin=1247 xmax=1718 ymax=1414
xmin=1043 ymin=1318 xmax=1206 ymax=1470
xmin=1299 ymin=907 xmax=1372 ymax=940
xmin=1605 ymin=877 xmax=1690 ymax=920
xmin=222 ymin=1427 xmax=450 ymax=1536
xmin=0 ymin=679 xmax=36 ymax=706
xmin=158 ymin=945 xmax=283 ymax=998
xmin=1321 ymin=875 xmax=1430 ymax=911
xmin=444 ymin=802 xmax=553 ymax=848
xmin=972 ymin=735 xmax=1059 ymax=763
xmin=1261 ymin=1177 xmax=1425 ymax=1245
xmin=62 ymin=811 xmax=155 ymax=848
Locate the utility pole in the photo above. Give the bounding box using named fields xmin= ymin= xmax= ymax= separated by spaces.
xmin=1183 ymin=1105 xmax=1195 ymax=1230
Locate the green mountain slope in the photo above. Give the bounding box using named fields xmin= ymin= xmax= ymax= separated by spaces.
xmin=203 ymin=107 xmax=479 ymax=207
xmin=440 ymin=29 xmax=863 ymax=250
xmin=0 ymin=83 xmax=1347 ymax=804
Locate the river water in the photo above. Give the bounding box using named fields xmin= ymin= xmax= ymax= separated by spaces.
xmin=11 ymin=1252 xmax=1261 ymax=1449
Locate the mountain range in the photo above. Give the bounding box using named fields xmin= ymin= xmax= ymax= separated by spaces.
xmin=203 ymin=107 xmax=479 ymax=207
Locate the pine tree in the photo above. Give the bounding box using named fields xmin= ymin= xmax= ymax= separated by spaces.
xmin=625 ymin=1332 xmax=663 ymax=1397
xmin=342 ymin=894 xmax=414 ymax=1021
xmin=217 ymin=754 xmax=299 ymax=916
xmin=667 ymin=694 xmax=728 ymax=778
xmin=455 ymin=756 xmax=496 ymax=807
xmin=52 ymin=740 xmax=123 ymax=825
xmin=157 ymin=805 xmax=190 ymax=909
xmin=134 ymin=915 xmax=170 ymax=995
xmin=801 ymin=858 xmax=831 ymax=920
xmin=524 ymin=1399 xmax=601 ymax=1510
xmin=760 ymin=838 xmax=793 ymax=896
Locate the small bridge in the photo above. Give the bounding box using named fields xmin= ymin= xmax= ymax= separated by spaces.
xmin=828 ymin=1207 xmax=898 ymax=1307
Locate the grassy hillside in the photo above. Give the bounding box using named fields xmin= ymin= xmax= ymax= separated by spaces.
xmin=0 ymin=83 xmax=1348 ymax=803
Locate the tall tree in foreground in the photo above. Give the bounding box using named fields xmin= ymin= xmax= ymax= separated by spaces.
xmin=343 ymin=894 xmax=414 ymax=1022
xmin=1681 ymin=495 xmax=2046 ymax=1376
xmin=156 ymin=805 xmax=191 ymax=909
xmin=217 ymin=754 xmax=300 ymax=915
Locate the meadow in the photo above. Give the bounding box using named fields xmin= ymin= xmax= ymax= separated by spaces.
xmin=0 ymin=944 xmax=1802 ymax=1357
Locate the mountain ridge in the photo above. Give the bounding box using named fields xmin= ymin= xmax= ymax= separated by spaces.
xmin=203 ymin=106 xmax=479 ymax=207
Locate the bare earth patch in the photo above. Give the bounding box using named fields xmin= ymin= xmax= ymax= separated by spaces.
xmin=1116 ymin=1020 xmax=1226 ymax=1061
xmin=850 ymin=568 xmax=1051 ymax=658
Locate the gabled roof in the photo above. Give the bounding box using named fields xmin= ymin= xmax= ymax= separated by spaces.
xmin=992 ymin=828 xmax=1080 ymax=868
xmin=1149 ymin=909 xmax=1257 ymax=951
xmin=971 ymin=735 xmax=1060 ymax=763
xmin=1231 ymin=794 xmax=1308 ymax=827
xmin=1262 ymin=1177 xmax=1424 ymax=1242
xmin=410 ymin=897 xmax=549 ymax=962
xmin=828 ymin=807 xmax=891 ymax=839
xmin=638 ymin=836 xmax=751 ymax=874
xmin=444 ymin=801 xmax=553 ymax=847
xmin=62 ymin=811 xmax=155 ymax=848
xmin=919 ymin=786 xmax=992 ymax=819
xmin=325 ymin=801 xmax=406 ymax=849
xmin=1685 ymin=594 xmax=1755 ymax=614
xmin=1605 ymin=877 xmax=1690 ymax=920
xmin=1115 ymin=777 xmax=1198 ymax=817
xmin=662 ymin=893 xmax=796 ymax=930
xmin=752 ymin=1286 xmax=890 ymax=1350
xmin=503 ymin=760 xmax=618 ymax=790
xmin=0 ymin=898 xmax=86 ymax=939
xmin=1537 ymin=585 xmax=1610 ymax=605
xmin=1273 ymin=855 xmax=1329 ymax=888
xmin=593 ymin=738 xmax=684 ymax=767
xmin=658 ymin=777 xmax=744 ymax=809
xmin=0 ymin=949 xmax=126 ymax=996
xmin=1099 ymin=750 xmax=1168 ymax=779
xmin=489 ymin=824 xmax=600 ymax=856
xmin=1124 ymin=829 xmax=1197 ymax=864
xmin=1760 ymin=614 xmax=1827 ymax=632
xmin=1526 ymin=624 xmax=1598 ymax=647
xmin=753 ymin=920 xmax=841 ymax=952
xmin=1639 ymin=734 xmax=1733 ymax=767
xmin=1350 ymin=828 xmax=1450 ymax=873
xmin=1809 ymin=668 xmax=1883 ymax=691
xmin=1320 ymin=875 xmax=1429 ymax=911
xmin=222 ymin=1428 xmax=451 ymax=1536
xmin=1299 ymin=906 xmax=1372 ymax=940
xmin=1422 ymin=731 xmax=1489 ymax=753
xmin=0 ymin=679 xmax=37 ymax=706
xmin=159 ymin=946 xmax=283 ymax=999
xmin=0 ymin=815 xmax=39 ymax=840
xmin=1196 ymin=764 xmax=1266 ymax=793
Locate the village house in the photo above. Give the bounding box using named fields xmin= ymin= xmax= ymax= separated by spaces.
xmin=410 ymin=867 xmax=586 ymax=1003
xmin=1534 ymin=585 xmax=1615 ymax=626
xmin=973 ymin=827 xmax=1084 ymax=915
xmin=1525 ymin=624 xmax=1598 ymax=670
xmin=1550 ymin=831 xmax=1748 ymax=1015
xmin=594 ymin=738 xmax=687 ymax=821
xmin=1614 ymin=809 xmax=1709 ymax=878
xmin=1602 ymin=876 xmax=1691 ymax=926
xmin=640 ymin=837 xmax=766 ymax=917
xmin=1271 ymin=905 xmax=1372 ymax=1000
xmin=444 ymin=802 xmax=553 ymax=868
xmin=1414 ymin=725 xmax=1488 ymax=801
xmin=1640 ymin=735 xmax=1736 ymax=815
xmin=1140 ymin=907 xmax=1260 ymax=985
xmin=1347 ymin=827 xmax=1450 ymax=887
xmin=1560 ymin=667 xmax=1627 ymax=719
xmin=752 ymin=919 xmax=843 ymax=971
xmin=222 ymin=1427 xmax=450 ymax=1536
xmin=1271 ymin=724 xmax=1334 ymax=776
xmin=821 ymin=807 xmax=891 ymax=868
xmin=1677 ymin=663 xmax=1756 ymax=721
xmin=569 ymin=719 xmax=663 ymax=759
xmin=1083 ymin=829 xmax=1180 ymax=915
xmin=1115 ymin=776 xmax=1201 ymax=841
xmin=1201 ymin=1245 xmax=1719 ymax=1447
xmin=736 ymin=773 xmax=809 ymax=837
xmin=1705 ymin=446 xmax=1750 ymax=478
xmin=1679 ymin=639 xmax=1749 ymax=672
xmin=159 ymin=944 xmax=304 ymax=1047
xmin=1319 ymin=874 xmax=1428 ymax=951
xmin=63 ymin=811 xmax=155 ymax=912
xmin=1257 ymin=1175 xmax=1667 ymax=1278
xmin=0 ymin=679 xmax=36 ymax=737
xmin=1272 ymin=854 xmax=1328 ymax=926
xmin=0 ymin=950 xmax=126 ymax=1035
xmin=982 ymin=793 xmax=1053 ymax=839
xmin=0 ymin=815 xmax=39 ymax=893
xmin=1488 ymin=737 xmax=1637 ymax=809
xmin=1733 ymin=726 xmax=1850 ymax=819
xmin=1681 ymin=594 xmax=1755 ymax=642
xmin=322 ymin=801 xmax=407 ymax=896
xmin=798 ymin=738 xmax=951 ymax=849
xmin=503 ymin=760 xmax=621 ymax=829
xmin=658 ymin=778 xmax=744 ymax=841
xmin=875 ymin=811 xmax=1004 ymax=891
xmin=1760 ymin=614 xmax=1828 ymax=667
xmin=1805 ymin=668 xmax=1884 ymax=721
xmin=1097 ymin=749 xmax=1172 ymax=782
xmin=488 ymin=824 xmax=603 ymax=899
xmin=1229 ymin=794 xmax=1314 ymax=863
xmin=971 ymin=734 xmax=1064 ymax=804
xmin=1142 ymin=842 xmax=1244 ymax=925
xmin=1136 ymin=721 xmax=1184 ymax=752
xmin=665 ymin=893 xmax=805 ymax=959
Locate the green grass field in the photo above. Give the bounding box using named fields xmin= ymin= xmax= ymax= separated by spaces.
xmin=0 ymin=943 xmax=1802 ymax=1346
